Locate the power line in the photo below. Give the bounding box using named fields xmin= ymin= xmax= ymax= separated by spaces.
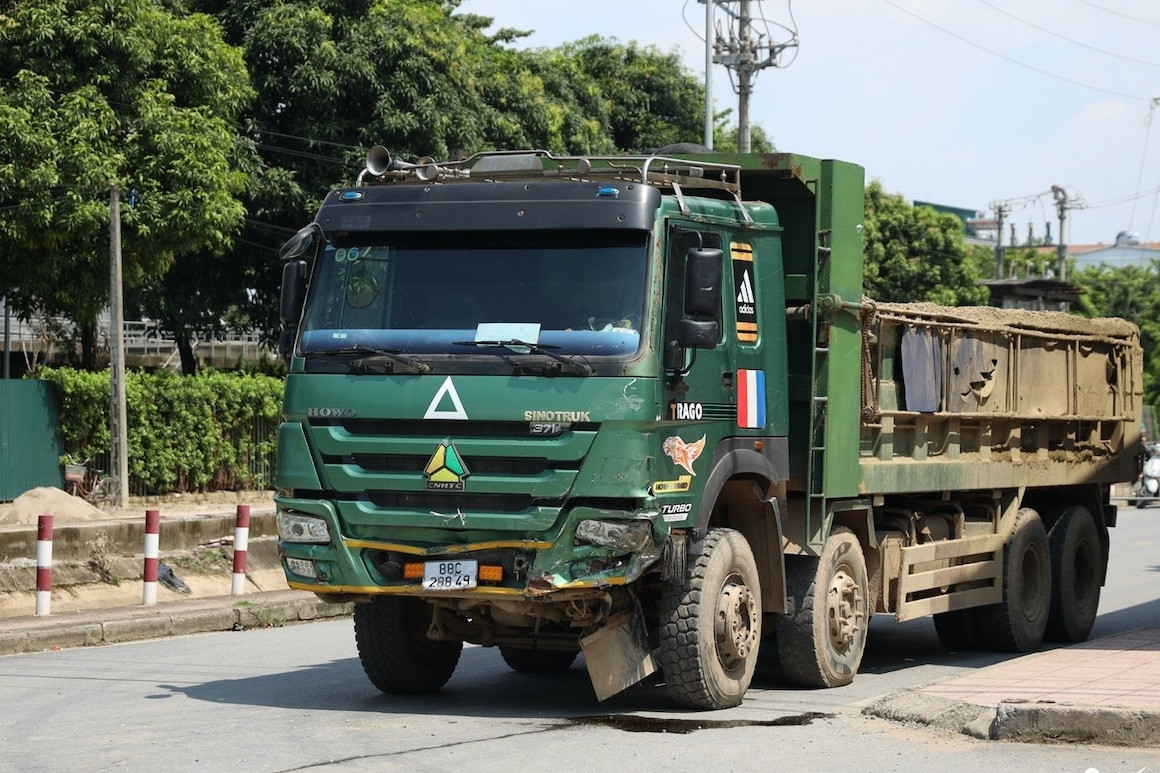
xmin=254 ymin=143 xmax=347 ymax=164
xmin=252 ymin=128 xmax=360 ymax=151
xmin=879 ymin=0 xmax=1151 ymax=102
xmin=1085 ymin=184 xmax=1160 ymax=210
xmin=1073 ymin=0 xmax=1160 ymax=29
xmin=1130 ymin=98 xmax=1160 ymax=227
xmin=973 ymin=0 xmax=1160 ymax=69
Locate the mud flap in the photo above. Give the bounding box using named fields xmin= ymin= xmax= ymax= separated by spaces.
xmin=580 ymin=608 xmax=656 ymax=701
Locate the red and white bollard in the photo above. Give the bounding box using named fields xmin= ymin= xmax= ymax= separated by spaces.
xmin=142 ymin=509 xmax=160 ymax=605
xmin=36 ymin=514 xmax=53 ymax=616
xmin=231 ymin=505 xmax=250 ymax=595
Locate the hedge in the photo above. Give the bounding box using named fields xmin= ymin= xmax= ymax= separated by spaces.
xmin=37 ymin=368 xmax=283 ymax=494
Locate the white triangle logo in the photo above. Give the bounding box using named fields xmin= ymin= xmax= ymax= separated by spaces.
xmin=424 ymin=376 xmax=468 ymax=420
xmin=737 ymin=269 xmax=755 ymax=304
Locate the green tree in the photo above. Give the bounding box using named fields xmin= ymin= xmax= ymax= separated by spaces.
xmin=542 ymin=35 xmax=705 ymax=153
xmin=0 ymin=0 xmax=253 ymax=368
xmin=862 ymin=180 xmax=989 ymax=305
xmin=185 ymin=2 xmax=719 ymax=348
xmin=1073 ymin=261 xmax=1160 ymax=409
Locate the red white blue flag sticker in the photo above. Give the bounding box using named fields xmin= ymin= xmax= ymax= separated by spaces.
xmin=737 ymin=369 xmax=766 ymax=428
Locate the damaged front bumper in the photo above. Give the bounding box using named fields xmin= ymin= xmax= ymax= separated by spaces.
xmin=276 ymin=499 xmax=669 ymax=600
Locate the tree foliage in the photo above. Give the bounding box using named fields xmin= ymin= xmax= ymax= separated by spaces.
xmin=181 ymin=1 xmax=716 ymax=352
xmin=1 ymin=0 xmax=779 ymax=372
xmin=1073 ymin=262 xmax=1160 ymax=409
xmin=0 ymin=0 xmax=253 ymax=367
xmin=862 ymin=180 xmax=990 ymax=306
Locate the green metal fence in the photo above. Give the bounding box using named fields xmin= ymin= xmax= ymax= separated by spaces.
xmin=0 ymin=380 xmax=64 ymax=501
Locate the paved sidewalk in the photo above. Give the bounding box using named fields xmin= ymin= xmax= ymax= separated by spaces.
xmin=865 ymin=628 xmax=1160 ymax=747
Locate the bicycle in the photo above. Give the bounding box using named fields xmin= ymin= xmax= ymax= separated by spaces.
xmin=63 ymin=459 xmax=120 ymax=506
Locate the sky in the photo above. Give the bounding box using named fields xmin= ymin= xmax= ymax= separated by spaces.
xmin=460 ymin=0 xmax=1160 ymax=248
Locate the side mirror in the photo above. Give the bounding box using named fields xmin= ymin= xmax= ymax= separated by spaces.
xmin=279 ymin=225 xmax=318 ymax=260
xmin=679 ymin=318 xmax=719 ymax=349
xmin=684 ymin=247 xmax=722 ymax=317
xmin=280 ymin=260 xmax=307 ymax=325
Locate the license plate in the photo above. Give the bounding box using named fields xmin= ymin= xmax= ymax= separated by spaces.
xmin=422 ymin=560 xmax=478 ymax=590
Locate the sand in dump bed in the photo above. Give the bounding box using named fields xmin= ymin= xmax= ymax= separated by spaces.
xmin=871 ymin=300 xmax=1138 ymax=339
xmin=0 ymin=487 xmax=106 ymax=526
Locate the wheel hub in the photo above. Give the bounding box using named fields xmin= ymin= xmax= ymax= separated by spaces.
xmin=827 ymin=568 xmax=864 ymax=651
xmin=716 ymin=580 xmax=759 ymax=666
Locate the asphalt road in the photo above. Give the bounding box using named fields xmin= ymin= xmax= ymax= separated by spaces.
xmin=1 ymin=510 xmax=1158 ymax=772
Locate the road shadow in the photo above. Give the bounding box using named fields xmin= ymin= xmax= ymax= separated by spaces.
xmin=161 ymin=645 xmax=683 ymax=719
xmin=164 ymin=596 xmax=1160 ymax=715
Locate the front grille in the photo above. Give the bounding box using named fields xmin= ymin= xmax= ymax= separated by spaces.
xmin=367 ymin=490 xmax=543 ymax=512
xmin=347 ymin=454 xmax=567 ymax=475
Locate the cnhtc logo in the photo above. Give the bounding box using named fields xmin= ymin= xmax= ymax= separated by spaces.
xmin=424 ymin=441 xmax=471 ymax=490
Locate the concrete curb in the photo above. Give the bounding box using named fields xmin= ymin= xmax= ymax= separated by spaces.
xmin=0 ymin=590 xmax=353 ymax=657
xmin=863 ymin=691 xmax=1160 ymax=748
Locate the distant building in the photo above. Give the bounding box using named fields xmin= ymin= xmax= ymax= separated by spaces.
xmin=912 ymin=200 xmax=996 ymax=247
xmin=1070 ymin=231 xmax=1160 ymax=269
xmin=977 ymin=277 xmax=1083 ymax=311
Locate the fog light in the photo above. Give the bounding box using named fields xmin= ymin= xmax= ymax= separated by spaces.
xmin=285 ymin=557 xmax=318 ymax=578
xmin=277 ymin=509 xmax=331 ymax=543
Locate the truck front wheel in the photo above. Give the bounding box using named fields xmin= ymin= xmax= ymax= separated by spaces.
xmin=776 ymin=527 xmax=869 ymax=688
xmin=659 ymin=528 xmax=762 ymax=710
xmin=353 ymin=597 xmax=463 ymax=694
xmin=977 ymin=508 xmax=1051 ymax=652
xmin=1045 ymin=505 xmax=1101 ymax=643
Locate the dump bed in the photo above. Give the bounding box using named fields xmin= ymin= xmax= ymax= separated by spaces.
xmin=858 ymin=301 xmax=1143 ymax=494
xmin=715 ymin=152 xmax=1142 ymax=513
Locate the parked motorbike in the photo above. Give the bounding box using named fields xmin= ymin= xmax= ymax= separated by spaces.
xmin=1130 ymin=443 xmax=1160 ymax=507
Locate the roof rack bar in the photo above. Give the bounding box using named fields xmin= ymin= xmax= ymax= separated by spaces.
xmin=356 ymin=148 xmax=744 ymax=198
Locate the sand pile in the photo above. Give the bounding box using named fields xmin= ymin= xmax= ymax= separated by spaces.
xmin=0 ymin=487 xmax=107 ymax=526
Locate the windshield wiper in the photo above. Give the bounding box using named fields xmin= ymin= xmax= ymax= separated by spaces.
xmin=454 ymin=339 xmax=593 ymax=377
xmin=307 ymin=344 xmax=430 ymax=375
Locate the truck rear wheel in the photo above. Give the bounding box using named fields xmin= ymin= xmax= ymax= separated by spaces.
xmin=776 ymin=527 xmax=869 ymax=688
xmin=1045 ymin=505 xmax=1101 ymax=643
xmin=499 ymin=646 xmax=579 ymax=673
xmin=659 ymin=528 xmax=761 ymax=710
xmin=353 ymin=597 xmax=462 ymax=693
xmin=977 ymin=508 xmax=1051 ymax=652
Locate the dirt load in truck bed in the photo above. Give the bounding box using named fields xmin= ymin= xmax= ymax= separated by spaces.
xmin=872 ymin=300 xmax=1137 ymax=339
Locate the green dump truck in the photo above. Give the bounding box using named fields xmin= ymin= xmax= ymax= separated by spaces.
xmin=274 ymin=147 xmax=1143 ymax=710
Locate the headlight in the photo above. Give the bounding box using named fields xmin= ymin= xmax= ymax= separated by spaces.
xmin=277 ymin=509 xmax=331 ymax=543
xmin=575 ymin=519 xmax=653 ymax=551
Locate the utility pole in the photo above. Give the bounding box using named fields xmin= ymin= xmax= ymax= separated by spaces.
xmin=710 ymin=0 xmax=798 ymax=152
xmin=109 ymin=186 xmax=129 ymax=509
xmin=704 ymin=0 xmax=714 ymax=147
xmin=737 ymin=0 xmax=753 ymax=153
xmin=2 ymin=295 xmax=9 ymax=380
xmin=992 ymin=201 xmax=1009 ymax=279
xmin=1050 ymin=185 xmax=1070 ymax=281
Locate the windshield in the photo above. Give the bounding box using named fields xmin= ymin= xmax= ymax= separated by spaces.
xmin=298 ymin=230 xmax=650 ymax=358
